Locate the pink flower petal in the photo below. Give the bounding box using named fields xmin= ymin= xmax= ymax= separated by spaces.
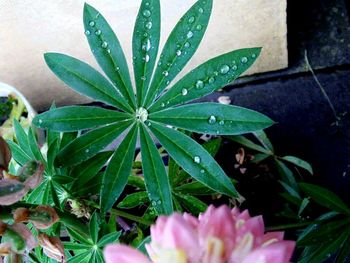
xmin=241 ymin=241 xmax=295 ymax=263
xmin=104 ymin=244 xmax=151 ymax=263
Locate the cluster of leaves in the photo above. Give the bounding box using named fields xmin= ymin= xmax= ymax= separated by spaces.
xmin=32 ymin=0 xmax=273 ymax=217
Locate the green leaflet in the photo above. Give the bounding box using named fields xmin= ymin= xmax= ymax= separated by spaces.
xmin=175 ymin=193 xmax=207 ymax=214
xmin=118 ymin=191 xmax=149 ymax=209
xmin=55 ymin=121 xmax=132 ymax=167
xmin=149 ymin=121 xmax=238 ymax=197
xmin=150 ymin=48 xmax=261 ymax=111
xmin=89 ymin=212 xmax=99 ymax=244
xmin=33 ymin=106 xmax=131 ymax=132
xmin=133 ymin=0 xmax=160 ymax=105
xmin=228 ymin=135 xmax=272 ymax=155
xmin=150 ymin=103 xmax=274 ymax=135
xmin=27 ymin=127 xmax=44 ymax=162
xmin=44 ymin=53 xmax=132 ymax=112
xmin=144 ymin=0 xmax=213 ymax=107
xmin=13 ymin=119 xmax=33 ymax=158
xmin=300 ymin=183 xmax=350 ymax=214
xmin=70 ymin=151 xmax=113 ymax=187
xmin=139 ymin=124 xmax=173 ymax=215
xmin=280 ymin=155 xmax=313 ymax=175
xmin=100 ymin=125 xmax=138 ymax=214
xmin=84 ymin=4 xmax=136 ymax=107
xmin=6 ymin=140 xmax=31 ymax=166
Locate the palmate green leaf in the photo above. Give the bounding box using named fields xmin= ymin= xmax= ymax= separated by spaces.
xmin=149 ymin=121 xmax=238 ymax=197
xmin=280 ymin=155 xmax=313 ymax=175
xmin=44 ymin=53 xmax=132 ymax=112
xmin=133 ymin=0 xmax=160 ymax=105
xmin=300 ymin=183 xmax=350 ymax=214
xmin=33 ymin=106 xmax=131 ymax=132
xmin=150 ymin=48 xmax=261 ymax=111
xmin=150 ymin=103 xmax=274 ymax=135
xmin=140 ymin=124 xmax=173 ymax=215
xmin=100 ymin=125 xmax=138 ymax=214
xmin=83 ymin=4 xmax=136 ymax=107
xmin=144 ymin=0 xmax=213 ymax=107
xmin=55 ymin=121 xmax=132 ymax=167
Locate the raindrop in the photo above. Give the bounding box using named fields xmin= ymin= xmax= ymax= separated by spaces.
xmin=107 ymin=49 xmax=111 ymax=54
xmin=163 ymin=71 xmax=169 ymax=76
xmin=161 ymin=103 xmax=165 ymax=107
xmin=194 ymin=156 xmax=201 ymax=163
xmin=89 ymin=21 xmax=95 ymax=27
xmin=187 ymin=31 xmax=194 ymax=39
xmin=95 ymin=29 xmax=101 ymax=36
xmin=142 ymin=38 xmax=151 ymax=52
xmin=241 ymin=57 xmax=248 ymax=63
xmin=144 ymin=54 xmax=150 ymax=62
xmin=232 ymin=65 xmax=238 ymax=71
xmin=158 ymin=61 xmax=162 ymax=66
xmin=157 ymin=200 xmax=162 ymax=205
xmin=147 ymin=122 xmax=152 ymax=127
xmin=184 ymin=42 xmax=191 ymax=48
xmin=181 ymin=88 xmax=188 ymax=96
xmin=142 ymin=9 xmax=151 ymax=17
xmin=200 ymin=169 xmax=205 ymax=174
xmin=196 ymin=24 xmax=203 ymax=30
xmin=214 ymin=71 xmax=219 ymax=76
xmin=85 ymin=30 xmax=91 ymax=36
xmin=216 ymin=131 xmax=220 ymax=135
xmin=199 ymin=7 xmax=204 ymax=13
xmin=251 ymin=53 xmax=256 ymax=58
xmin=101 ymin=41 xmax=108 ymax=48
xmin=220 ymin=65 xmax=230 ymax=74
xmin=208 ymin=77 xmax=215 ymax=84
xmin=116 ymin=67 xmax=120 ymax=71
xmin=145 ymin=21 xmax=153 ymax=29
xmin=95 ymin=13 xmax=100 ymax=18
xmin=195 ymin=80 xmax=204 ymax=89
xmin=219 ymin=120 xmax=224 ymax=126
xmin=85 ymin=149 xmax=90 ymax=153
xmin=38 ymin=119 xmax=43 ymax=124
xmin=141 ymin=76 xmax=146 ymax=81
xmin=151 ymin=200 xmax=157 ymax=206
xmin=176 ymin=50 xmax=182 ymax=56
xmin=208 ymin=115 xmax=217 ymax=124
xmin=166 ymin=80 xmax=170 ymax=85
xmin=188 ymin=16 xmax=195 ymax=24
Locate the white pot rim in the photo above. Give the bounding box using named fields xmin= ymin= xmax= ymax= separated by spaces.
xmin=0 ymin=82 xmax=36 ymax=119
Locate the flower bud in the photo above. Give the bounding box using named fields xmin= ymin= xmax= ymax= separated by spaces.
xmin=38 ymin=233 xmax=66 ymax=263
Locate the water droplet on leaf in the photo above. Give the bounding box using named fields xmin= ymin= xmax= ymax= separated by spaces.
xmin=208 ymin=115 xmax=217 ymax=124
xmin=187 ymin=31 xmax=194 ymax=39
xmin=188 ymin=16 xmax=195 ymax=24
xmin=95 ymin=29 xmax=101 ymax=36
xmin=195 ymin=80 xmax=204 ymax=89
xmin=194 ymin=156 xmax=201 ymax=163
xmin=145 ymin=21 xmax=153 ymax=29
xmin=85 ymin=30 xmax=91 ymax=35
xmin=220 ymin=65 xmax=230 ymax=74
xmin=101 ymin=41 xmax=108 ymax=48
xmin=176 ymin=50 xmax=182 ymax=56
xmin=241 ymin=57 xmax=248 ymax=63
xmin=142 ymin=9 xmax=151 ymax=17
xmin=184 ymin=42 xmax=191 ymax=48
xmin=89 ymin=21 xmax=95 ymax=27
xmin=208 ymin=77 xmax=215 ymax=84
xmin=181 ymin=88 xmax=188 ymax=96
xmin=199 ymin=7 xmax=204 ymax=13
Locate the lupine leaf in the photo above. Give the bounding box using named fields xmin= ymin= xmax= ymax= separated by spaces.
xmin=150 ymin=48 xmax=261 ymax=111
xmin=71 ymin=151 xmax=113 ymax=187
xmin=67 ymin=250 xmax=92 ymax=263
xmin=149 ymin=121 xmax=238 ymax=197
xmin=253 ymin=130 xmax=274 ymax=153
xmin=144 ymin=0 xmax=213 ymax=107
xmin=33 ymin=106 xmax=131 ymax=132
xmin=89 ymin=212 xmax=99 ymax=244
xmin=83 ymin=4 xmax=136 ymax=107
xmin=228 ymin=135 xmax=272 ymax=155
xmin=6 ymin=140 xmax=31 ymax=166
xmin=175 ymin=193 xmax=207 ymax=214
xmin=97 ymin=232 xmax=121 ymax=247
xmin=281 ymin=155 xmax=313 ymax=175
xmin=55 ymin=121 xmax=131 ymax=167
xmin=27 ymin=127 xmax=44 ymax=162
xmin=118 ymin=191 xmax=149 ymax=209
xmin=13 ymin=119 xmax=33 ymax=158
xmin=150 ymin=103 xmax=274 ymax=135
xmin=300 ymin=183 xmax=350 ymax=214
xmin=139 ymin=124 xmax=173 ymax=215
xmin=133 ymin=0 xmax=160 ymax=105
xmin=44 ymin=53 xmax=132 ymax=112
xmin=100 ymin=125 xmax=138 ymax=214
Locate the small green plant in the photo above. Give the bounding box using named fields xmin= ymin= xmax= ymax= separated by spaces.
xmin=33 ymin=0 xmax=273 ymax=215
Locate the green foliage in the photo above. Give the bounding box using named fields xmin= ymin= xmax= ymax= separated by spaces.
xmin=32 ymin=0 xmax=273 ymax=215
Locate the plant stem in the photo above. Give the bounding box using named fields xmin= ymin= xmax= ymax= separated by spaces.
xmin=304 ymin=50 xmax=340 ymax=123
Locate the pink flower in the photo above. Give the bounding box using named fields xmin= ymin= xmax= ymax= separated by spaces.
xmin=104 ymin=205 xmax=295 ymax=263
